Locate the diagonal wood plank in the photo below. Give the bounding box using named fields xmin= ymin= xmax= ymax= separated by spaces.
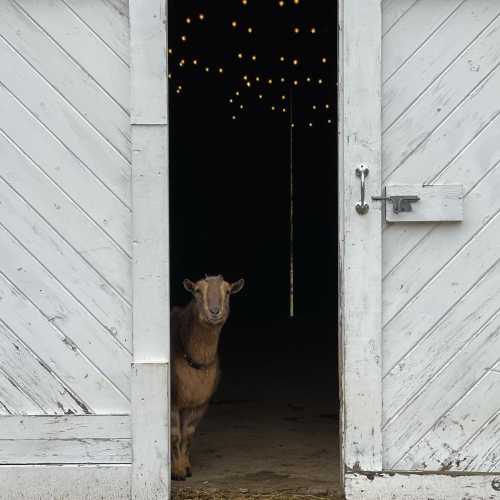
xmin=382 ymin=0 xmax=419 ymax=36
xmin=16 ymin=0 xmax=129 ymax=110
xmin=62 ymin=0 xmax=129 ymax=64
xmin=0 ymin=0 xmax=130 ymax=160
xmin=0 ymin=321 xmax=86 ymax=415
xmin=0 ymin=368 xmax=41 ymax=415
xmin=0 ymin=86 xmax=131 ymax=253
xmin=0 ymin=132 xmax=131 ymax=302
xmin=0 ymin=179 xmax=131 ymax=347
xmin=384 ymin=18 xmax=500 ymax=181
xmin=383 ymin=0 xmax=500 ymax=129
xmin=383 ymin=112 xmax=500 ymax=279
xmin=384 ymin=312 xmax=500 ymax=468
xmin=384 ymin=259 xmax=500 ymax=422
xmin=0 ymin=274 xmax=129 ymax=414
xmin=0 ymin=225 xmax=131 ymax=395
xmin=0 ymin=44 xmax=131 ymax=207
xmin=383 ymin=0 xmax=463 ymax=81
xmin=395 ymin=368 xmax=500 ymax=470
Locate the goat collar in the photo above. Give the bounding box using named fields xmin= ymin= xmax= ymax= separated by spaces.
xmin=183 ymin=352 xmax=216 ymax=371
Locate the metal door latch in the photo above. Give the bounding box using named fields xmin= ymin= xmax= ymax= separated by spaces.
xmin=372 ymin=194 xmax=420 ymax=214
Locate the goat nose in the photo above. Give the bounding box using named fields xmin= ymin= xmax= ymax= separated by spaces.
xmin=209 ymin=306 xmax=220 ymax=315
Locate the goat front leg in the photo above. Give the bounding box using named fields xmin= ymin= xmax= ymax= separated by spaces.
xmin=180 ymin=404 xmax=208 ymax=477
xmin=171 ymin=407 xmax=187 ymax=481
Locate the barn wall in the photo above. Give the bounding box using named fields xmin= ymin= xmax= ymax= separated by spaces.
xmin=382 ymin=0 xmax=500 ymax=472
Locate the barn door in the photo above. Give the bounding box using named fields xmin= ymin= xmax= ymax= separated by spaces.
xmin=340 ymin=1 xmax=500 ymax=498
xmin=0 ymin=1 xmax=169 ymax=498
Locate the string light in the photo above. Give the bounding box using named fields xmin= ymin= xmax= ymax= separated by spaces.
xmin=168 ymin=48 xmax=173 ymax=55
xmin=310 ymin=27 xmax=316 ymax=34
xmin=193 ymin=59 xmax=198 ymax=65
xmin=293 ymin=0 xmax=300 ymax=4
xmin=280 ymin=56 xmax=285 ymax=62
xmin=229 ymin=98 xmax=234 ymax=103
xmin=251 ymin=55 xmax=257 ymax=61
xmin=278 ymin=0 xmax=284 ymax=6
xmin=179 ymin=59 xmax=185 ymax=67
xmin=242 ymin=0 xmax=248 ymax=4
xmin=321 ymin=57 xmax=327 ymax=63
xmin=292 ymin=58 xmax=298 ymax=65
xmin=198 ymin=13 xmax=205 ymax=20
xmin=237 ymin=53 xmax=243 ymax=59
xmin=271 ymin=105 xmax=276 ymax=111
xmin=281 ymin=95 xmax=286 ymax=100
xmin=232 ymin=115 xmax=236 ymax=120
xmin=243 ymin=75 xmax=248 ymax=80
xmin=293 ymin=27 xmax=300 ymax=34
xmin=318 ymin=78 xmax=323 ymax=84
xmin=258 ymin=94 xmax=263 ymax=99
xmin=306 ymin=77 xmax=311 ymax=82
xmin=308 ymin=122 xmax=313 ymax=127
xmin=280 ymin=77 xmax=285 ymax=82
xmin=246 ymin=81 xmax=252 ymax=87
xmin=293 ymin=80 xmax=299 ymax=86
xmin=325 ymin=104 xmax=330 ymax=109
xmin=268 ymin=79 xmax=273 ymax=84
xmin=235 ymin=91 xmax=240 ymax=96
xmin=231 ymin=20 xmax=237 ymax=28
xmin=248 ymin=27 xmax=253 ymax=33
xmin=186 ymin=17 xmax=191 ymax=24
xmin=205 ymin=66 xmax=210 ymax=72
xmin=312 ymin=105 xmax=317 ymax=110
xmin=282 ymin=108 xmax=287 ymax=113
xmin=181 ymin=35 xmax=187 ymax=42
xmin=218 ymin=67 xmax=224 ymax=74
xmin=255 ymin=76 xmax=260 ymax=82
xmin=240 ymin=104 xmax=244 ymax=109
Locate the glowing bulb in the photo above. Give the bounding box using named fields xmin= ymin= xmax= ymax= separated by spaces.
xmin=271 ymin=105 xmax=276 ymax=111
xmin=322 ymin=57 xmax=327 ymax=63
xmin=176 ymin=89 xmax=181 ymax=94
xmin=306 ymin=77 xmax=311 ymax=82
xmin=218 ymin=67 xmax=224 ymax=74
xmin=229 ymin=98 xmax=234 ymax=103
xmin=318 ymin=78 xmax=323 ymax=84
xmin=293 ymin=27 xmax=300 ymax=34
xmin=243 ymin=75 xmax=248 ymax=80
xmin=278 ymin=0 xmax=284 ymax=6
xmin=268 ymin=79 xmax=272 ymax=84
xmin=177 ymin=85 xmax=182 ymax=90
xmin=240 ymin=104 xmax=244 ymax=109
xmin=238 ymin=53 xmax=243 ymax=59
xmin=291 ymin=123 xmax=295 ymax=128
xmin=325 ymin=104 xmax=330 ymax=109
xmin=293 ymin=80 xmax=298 ymax=86
xmin=294 ymin=0 xmax=299 ymax=4
xmin=280 ymin=77 xmax=285 ymax=82
xmin=280 ymin=56 xmax=285 ymax=62
xmin=328 ymin=119 xmax=332 ymax=124
xmin=282 ymin=108 xmax=286 ymax=113
xmin=198 ymin=13 xmax=205 ymax=20
xmin=255 ymin=76 xmax=260 ymax=82
xmin=232 ymin=20 xmax=237 ymax=28
xmin=293 ymin=59 xmax=298 ymax=65
xmin=246 ymin=82 xmax=251 ymax=87
xmin=258 ymin=94 xmax=263 ymax=99
xmin=281 ymin=95 xmax=286 ymax=100
xmin=248 ymin=27 xmax=253 ymax=33
xmin=232 ymin=115 xmax=236 ymax=120
xmin=252 ymin=55 xmax=257 ymax=61
xmin=179 ymin=59 xmax=185 ymax=66
xmin=193 ymin=59 xmax=198 ymax=65
xmin=186 ymin=17 xmax=191 ymax=24
xmin=168 ymin=73 xmax=171 ymax=79
xmin=168 ymin=48 xmax=173 ymax=54
xmin=205 ymin=67 xmax=210 ymax=72
xmin=312 ymin=105 xmax=317 ymax=110
xmin=242 ymin=0 xmax=248 ymax=4
xmin=309 ymin=122 xmax=313 ymax=127
xmin=311 ymin=27 xmax=316 ymax=34
xmin=236 ymin=91 xmax=240 ymax=96
xmin=181 ymin=35 xmax=187 ymax=42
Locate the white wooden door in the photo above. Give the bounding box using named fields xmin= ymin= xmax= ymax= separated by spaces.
xmin=0 ymin=1 xmax=170 ymax=498
xmin=340 ymin=1 xmax=500 ymax=498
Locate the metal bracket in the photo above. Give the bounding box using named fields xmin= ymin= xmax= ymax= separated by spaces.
xmin=355 ymin=166 xmax=369 ymax=215
xmin=372 ymin=193 xmax=420 ymax=214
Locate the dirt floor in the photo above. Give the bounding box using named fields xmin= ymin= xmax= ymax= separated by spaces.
xmin=173 ymin=325 xmax=341 ymax=500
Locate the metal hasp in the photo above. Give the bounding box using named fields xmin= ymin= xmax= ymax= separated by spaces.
xmin=355 ymin=165 xmax=369 ymax=215
xmin=372 ymin=194 xmax=420 ymax=214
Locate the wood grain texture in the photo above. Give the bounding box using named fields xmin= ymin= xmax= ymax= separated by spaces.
xmin=339 ymin=0 xmax=383 ymax=472
xmin=129 ymin=0 xmax=167 ymax=124
xmin=0 ymin=465 xmax=130 ymax=500
xmin=131 ymin=363 xmax=169 ymax=500
xmin=382 ymin=0 xmax=500 ymax=474
xmin=384 ymin=184 xmax=464 ymax=222
xmin=345 ymin=472 xmax=499 ymax=500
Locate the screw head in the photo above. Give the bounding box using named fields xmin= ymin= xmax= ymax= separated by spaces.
xmin=492 ymin=478 xmax=500 ymax=491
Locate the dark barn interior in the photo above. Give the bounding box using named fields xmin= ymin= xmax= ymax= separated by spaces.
xmin=169 ymin=0 xmax=339 ymax=495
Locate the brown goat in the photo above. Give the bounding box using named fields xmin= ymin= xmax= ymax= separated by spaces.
xmin=170 ymin=275 xmax=244 ymax=480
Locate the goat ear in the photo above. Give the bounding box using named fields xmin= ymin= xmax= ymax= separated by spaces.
xmin=183 ymin=279 xmax=195 ymax=293
xmin=230 ymin=279 xmax=245 ymax=294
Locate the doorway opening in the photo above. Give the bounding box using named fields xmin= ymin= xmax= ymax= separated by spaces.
xmin=169 ymin=1 xmax=339 ymax=496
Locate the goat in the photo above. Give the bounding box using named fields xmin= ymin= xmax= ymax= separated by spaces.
xmin=170 ymin=275 xmax=244 ymax=480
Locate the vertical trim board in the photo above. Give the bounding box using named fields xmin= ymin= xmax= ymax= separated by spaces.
xmin=339 ymin=0 xmax=383 ymax=472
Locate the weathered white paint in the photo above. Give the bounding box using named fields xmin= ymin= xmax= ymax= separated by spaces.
xmin=0 ymin=465 xmax=131 ymax=500
xmin=384 ymin=184 xmax=464 ymax=222
xmin=129 ymin=0 xmax=170 ymax=498
xmin=345 ymin=473 xmax=500 ymax=500
xmin=339 ymin=0 xmax=383 ymax=473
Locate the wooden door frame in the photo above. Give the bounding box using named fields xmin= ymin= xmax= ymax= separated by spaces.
xmin=130 ymin=0 xmax=170 ymax=498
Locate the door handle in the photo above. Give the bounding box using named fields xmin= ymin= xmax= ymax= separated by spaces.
xmin=355 ymin=166 xmax=369 ymax=215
